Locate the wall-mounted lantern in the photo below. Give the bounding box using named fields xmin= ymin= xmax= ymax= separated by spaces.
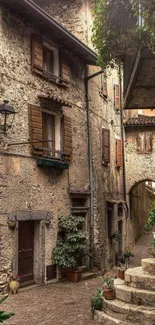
xmin=0 ymin=100 xmax=16 ymax=134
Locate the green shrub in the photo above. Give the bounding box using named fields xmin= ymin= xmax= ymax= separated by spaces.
xmin=149 ymin=239 xmax=155 ymax=257
xmin=0 ymin=295 xmax=14 ymax=323
xmin=91 ymin=289 xmax=103 ymax=317
xmin=52 ymin=215 xmax=87 ymax=269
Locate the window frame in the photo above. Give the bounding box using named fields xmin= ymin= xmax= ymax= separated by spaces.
xmin=137 ymin=132 xmax=153 ymax=154
xmin=41 ymin=108 xmax=62 ymax=159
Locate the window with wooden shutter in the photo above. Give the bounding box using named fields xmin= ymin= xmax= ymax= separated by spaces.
xmin=102 ymin=80 xmax=108 ymax=98
xmin=137 ymin=132 xmax=152 ymax=154
xmin=32 ymin=35 xmax=43 ymax=72
xmin=61 ymin=59 xmax=71 ymax=83
xmin=62 ymin=115 xmax=72 ymax=161
xmin=114 ymin=84 xmax=120 ymax=110
xmin=102 ymin=128 xmax=110 ymax=165
xmin=29 ymin=104 xmax=43 ymax=155
xmin=116 ymin=139 xmax=122 ymax=167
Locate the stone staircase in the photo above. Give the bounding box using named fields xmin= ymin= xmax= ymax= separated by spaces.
xmin=94 ymin=258 xmax=155 ymax=325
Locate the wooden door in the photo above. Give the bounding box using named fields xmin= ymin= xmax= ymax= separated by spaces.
xmin=18 ymin=221 xmax=34 ymax=284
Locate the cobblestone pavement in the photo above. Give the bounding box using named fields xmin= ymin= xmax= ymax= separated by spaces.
xmin=3 ymin=277 xmax=103 ymax=325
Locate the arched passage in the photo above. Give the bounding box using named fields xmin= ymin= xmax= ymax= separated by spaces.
xmin=129 ymin=179 xmax=155 ymax=244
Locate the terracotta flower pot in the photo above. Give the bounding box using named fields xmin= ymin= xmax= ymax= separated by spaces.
xmin=118 ymin=268 xmax=125 ymax=280
xmin=104 ymin=288 xmax=115 ymax=300
xmin=66 ymin=269 xmax=81 ymax=282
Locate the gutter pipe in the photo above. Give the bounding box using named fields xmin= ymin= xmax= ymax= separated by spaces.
xmin=85 ymin=67 xmax=103 ymax=268
xmin=119 ymin=65 xmax=127 ymax=202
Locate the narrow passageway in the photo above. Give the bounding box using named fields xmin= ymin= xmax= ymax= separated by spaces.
xmin=3 ymin=278 xmax=103 ymax=325
xmin=130 ymin=229 xmax=153 ymax=267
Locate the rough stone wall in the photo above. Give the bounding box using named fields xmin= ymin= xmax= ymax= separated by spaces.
xmin=125 ymin=127 xmax=155 ymax=249
xmin=33 ymin=0 xmax=126 ymax=271
xmin=125 ymin=127 xmax=155 ymax=194
xmin=129 ymin=182 xmax=155 ymax=245
xmin=0 ymin=0 xmax=125 ymax=290
xmin=33 ymin=0 xmax=92 ymax=45
xmin=0 ymin=7 xmax=89 ymax=288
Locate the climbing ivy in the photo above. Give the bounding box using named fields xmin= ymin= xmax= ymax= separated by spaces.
xmin=92 ymin=0 xmax=155 ymax=69
xmin=142 ymin=202 xmax=155 ymax=234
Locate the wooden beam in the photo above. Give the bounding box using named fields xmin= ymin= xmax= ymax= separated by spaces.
xmin=123 ymin=48 xmax=141 ymax=108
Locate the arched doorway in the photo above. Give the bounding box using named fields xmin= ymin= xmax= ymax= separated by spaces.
xmin=129 ymin=179 xmax=155 ymax=243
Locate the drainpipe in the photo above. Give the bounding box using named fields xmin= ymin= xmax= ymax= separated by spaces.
xmin=85 ymin=66 xmax=103 ymax=268
xmin=119 ymin=65 xmax=127 ymax=202
xmin=85 ymin=65 xmax=94 ymax=268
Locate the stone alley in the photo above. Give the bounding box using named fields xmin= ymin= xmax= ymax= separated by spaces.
xmin=3 ymin=277 xmax=103 ymax=325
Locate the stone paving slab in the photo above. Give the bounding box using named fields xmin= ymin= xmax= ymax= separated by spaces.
xmin=1 ymin=277 xmax=103 ymax=325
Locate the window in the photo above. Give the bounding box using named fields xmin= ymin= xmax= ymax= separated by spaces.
xmin=43 ymin=47 xmax=54 ymax=74
xmin=137 ymin=132 xmax=152 ymax=154
xmin=116 ymin=138 xmax=122 ymax=167
xmin=102 ymin=128 xmax=110 ymax=165
xmin=100 ymin=74 xmax=108 ymax=98
xmin=42 ymin=112 xmax=61 ymax=158
xmin=106 ymin=202 xmax=114 ymax=239
xmin=31 ymin=35 xmax=71 ymax=85
xmin=118 ymin=203 xmax=123 ymax=217
xmin=29 ymin=104 xmax=72 ymax=161
xmin=71 ymin=194 xmax=89 ymax=231
xmin=114 ymin=84 xmax=120 ymax=110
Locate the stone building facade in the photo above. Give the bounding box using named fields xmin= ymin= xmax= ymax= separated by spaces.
xmin=0 ymin=0 xmax=125 ymax=290
xmin=124 ymin=116 xmax=155 ymax=246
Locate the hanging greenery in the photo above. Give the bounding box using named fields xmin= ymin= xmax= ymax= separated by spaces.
xmin=92 ymin=0 xmax=155 ymax=69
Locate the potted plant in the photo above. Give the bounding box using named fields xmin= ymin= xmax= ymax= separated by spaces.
xmin=149 ymin=239 xmax=155 ymax=257
xmin=7 ymin=221 xmax=16 ymax=229
xmin=103 ymin=278 xmax=115 ymax=300
xmin=117 ymin=261 xmax=125 ymax=280
xmin=117 ymin=250 xmax=134 ymax=280
xmin=52 ymin=215 xmax=87 ymax=282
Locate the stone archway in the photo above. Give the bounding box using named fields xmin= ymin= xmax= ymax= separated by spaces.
xmin=128 ymin=179 xmax=155 ymax=246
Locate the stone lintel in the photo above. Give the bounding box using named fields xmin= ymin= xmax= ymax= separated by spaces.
xmin=8 ymin=210 xmax=53 ymax=221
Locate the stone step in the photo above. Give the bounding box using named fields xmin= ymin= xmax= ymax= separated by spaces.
xmin=102 ymin=297 xmax=155 ymax=325
xmin=125 ymin=267 xmax=155 ymax=291
xmin=142 ymin=258 xmax=155 ymax=274
xmin=81 ymin=271 xmax=98 ymax=281
xmin=94 ymin=310 xmax=126 ymax=325
xmin=115 ymin=278 xmax=155 ymax=307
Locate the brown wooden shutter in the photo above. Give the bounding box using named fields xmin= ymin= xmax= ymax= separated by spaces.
xmin=102 ymin=129 xmax=110 ymax=164
xmin=62 ymin=115 xmax=72 ymax=161
xmin=114 ymin=84 xmax=120 ymax=110
xmin=116 ymin=139 xmax=122 ymax=167
xmin=29 ymin=104 xmax=43 ymax=155
xmin=145 ymin=133 xmax=152 ymax=153
xmin=102 ymin=81 xmax=108 ymax=98
xmin=32 ymin=35 xmax=43 ymax=72
xmin=136 ymin=136 xmax=142 ymax=153
xmin=61 ymin=59 xmax=71 ymax=82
